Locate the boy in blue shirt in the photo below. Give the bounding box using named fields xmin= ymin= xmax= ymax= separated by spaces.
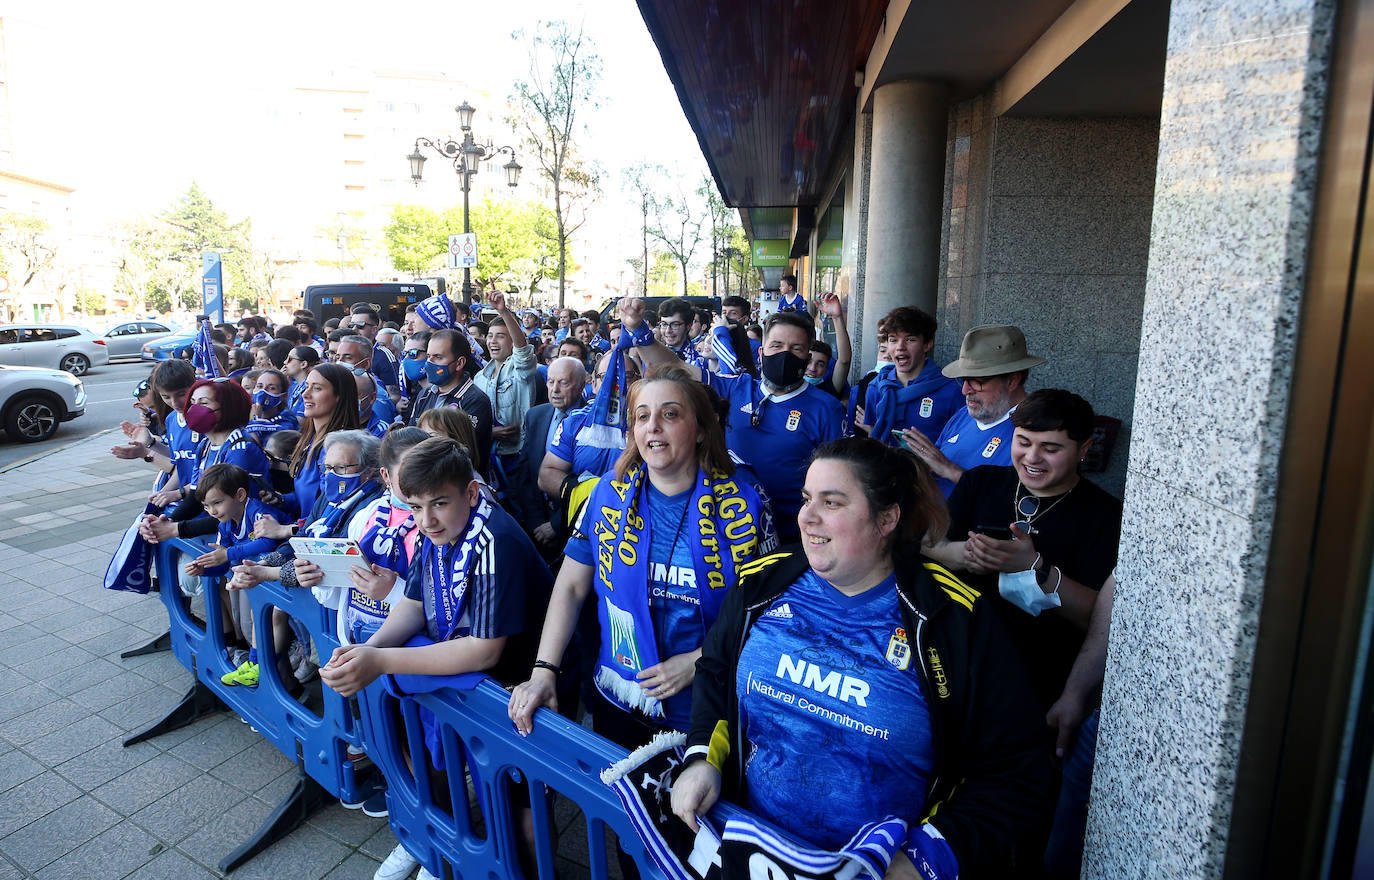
xmin=183 ymin=462 xmax=289 ymax=687
xmin=319 ymin=436 xmax=551 ymax=880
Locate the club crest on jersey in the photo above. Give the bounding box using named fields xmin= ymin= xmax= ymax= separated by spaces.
xmin=886 ymin=626 xmax=910 ymax=670
xmin=981 ymin=436 xmax=1002 ymax=458
xmin=919 ymin=397 xmax=933 ymax=419
xmin=786 ymin=410 xmax=801 ymax=431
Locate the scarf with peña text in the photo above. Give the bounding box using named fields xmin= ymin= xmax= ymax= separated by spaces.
xmin=589 ymin=462 xmax=764 ymax=719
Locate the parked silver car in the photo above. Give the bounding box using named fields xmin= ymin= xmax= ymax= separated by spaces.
xmin=0 ymin=363 xmax=86 ymax=442
xmin=0 ymin=324 xmax=110 ymax=376
xmin=102 ymin=320 xmax=177 ymax=359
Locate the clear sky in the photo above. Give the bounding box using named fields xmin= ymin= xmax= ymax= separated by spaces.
xmin=2 ymin=0 xmax=711 ymax=286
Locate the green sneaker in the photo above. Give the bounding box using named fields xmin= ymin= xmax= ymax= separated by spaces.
xmin=220 ymin=661 xmax=259 ymax=687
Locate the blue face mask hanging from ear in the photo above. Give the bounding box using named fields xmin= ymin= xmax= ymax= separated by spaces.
xmin=803 ymin=375 xmax=826 ymax=386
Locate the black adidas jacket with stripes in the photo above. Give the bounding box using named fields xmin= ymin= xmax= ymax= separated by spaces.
xmin=682 ymin=549 xmax=1054 ymax=878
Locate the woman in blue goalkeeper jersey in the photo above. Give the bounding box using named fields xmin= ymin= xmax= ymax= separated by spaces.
xmin=672 ymin=438 xmax=1053 ymax=880
xmin=508 ymin=364 xmax=777 ymax=745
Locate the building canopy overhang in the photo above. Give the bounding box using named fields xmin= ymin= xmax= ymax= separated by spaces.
xmin=636 ymin=0 xmax=1167 ymax=211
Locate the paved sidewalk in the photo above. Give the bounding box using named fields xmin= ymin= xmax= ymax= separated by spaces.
xmin=0 ymin=434 xmax=403 ymax=879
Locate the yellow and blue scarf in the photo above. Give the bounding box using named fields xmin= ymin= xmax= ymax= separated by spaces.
xmin=588 ymin=462 xmax=765 ymax=719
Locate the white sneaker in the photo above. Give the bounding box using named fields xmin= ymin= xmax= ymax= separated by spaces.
xmin=417 ymin=869 xmax=438 ymax=880
xmin=374 ymin=843 xmax=420 ymax=880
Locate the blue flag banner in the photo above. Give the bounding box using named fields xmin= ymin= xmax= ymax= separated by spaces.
xmin=202 ymin=250 xmax=224 ymax=325
xmin=194 ymin=319 xmax=222 ymax=378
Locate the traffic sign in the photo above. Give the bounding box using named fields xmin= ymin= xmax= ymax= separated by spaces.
xmin=448 ymin=233 xmax=478 ymax=269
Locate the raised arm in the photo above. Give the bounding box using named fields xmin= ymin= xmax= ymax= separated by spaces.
xmin=819 ymin=293 xmax=852 ymax=395
xmin=617 ymin=297 xmax=703 ymax=382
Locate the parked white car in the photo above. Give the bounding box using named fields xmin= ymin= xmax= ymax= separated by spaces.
xmin=0 ymin=363 xmax=86 ymax=443
xmin=0 ymin=324 xmax=110 ymax=376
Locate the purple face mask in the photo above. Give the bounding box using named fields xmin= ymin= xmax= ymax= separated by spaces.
xmin=184 ymin=404 xmax=220 ymax=434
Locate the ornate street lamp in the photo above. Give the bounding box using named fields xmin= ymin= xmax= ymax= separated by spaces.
xmin=407 ymin=101 xmax=522 ymax=302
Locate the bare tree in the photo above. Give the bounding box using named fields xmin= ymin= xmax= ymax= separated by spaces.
xmin=0 ymin=213 xmax=59 ymax=321
xmin=510 ymin=19 xmax=602 ymax=309
xmin=647 ymin=174 xmax=710 ymax=297
xmin=623 ymin=162 xmax=664 ymax=297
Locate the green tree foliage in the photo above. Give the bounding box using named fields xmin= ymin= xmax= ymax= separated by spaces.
xmin=510 ymin=19 xmax=602 ymax=309
xmin=386 ymin=200 xmax=559 ymax=294
xmin=385 ymin=205 xmax=445 ymax=276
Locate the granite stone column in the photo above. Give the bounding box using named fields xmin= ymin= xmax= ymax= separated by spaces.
xmin=1084 ymin=0 xmax=1337 ymax=876
xmin=859 ymin=81 xmax=947 ymax=367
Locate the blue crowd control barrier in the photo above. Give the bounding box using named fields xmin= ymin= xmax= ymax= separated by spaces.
xmin=356 ymin=673 xmax=702 ymax=880
xmin=128 ymin=537 xmax=373 ymax=872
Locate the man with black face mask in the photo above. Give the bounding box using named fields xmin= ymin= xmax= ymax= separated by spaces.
xmin=619 ymin=298 xmax=842 ymax=544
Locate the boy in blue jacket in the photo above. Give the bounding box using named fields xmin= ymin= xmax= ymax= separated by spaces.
xmin=185 ymin=462 xmax=288 ymax=686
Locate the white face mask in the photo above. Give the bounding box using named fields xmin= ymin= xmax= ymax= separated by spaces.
xmin=998 ymin=569 xmax=1061 ymax=616
xmin=873 ymin=360 xmax=894 ymax=372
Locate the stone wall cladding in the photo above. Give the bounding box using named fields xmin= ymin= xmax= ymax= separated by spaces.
xmin=1085 ymin=0 xmax=1336 ymax=877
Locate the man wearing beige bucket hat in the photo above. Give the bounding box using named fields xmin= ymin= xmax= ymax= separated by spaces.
xmin=900 ymin=324 xmax=1045 ymax=496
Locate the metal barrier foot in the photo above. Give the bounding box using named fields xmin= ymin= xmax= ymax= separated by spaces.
xmin=218 ymin=767 xmax=330 ymax=874
xmin=123 ymin=680 xmax=225 ymax=747
xmin=120 ymin=630 xmax=171 ymax=658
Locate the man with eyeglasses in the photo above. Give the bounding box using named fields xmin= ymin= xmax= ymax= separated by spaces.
xmin=347 ymin=304 xmax=402 ymax=407
xmin=902 ymin=324 xmax=1046 ymax=497
xmin=539 ymin=351 xmax=639 ymax=498
xmin=657 ymin=297 xmax=707 ymax=371
xmin=338 ymin=336 xmax=397 ymax=433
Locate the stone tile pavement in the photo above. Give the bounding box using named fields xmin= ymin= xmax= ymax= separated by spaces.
xmin=0 ymin=433 xmax=602 ymax=880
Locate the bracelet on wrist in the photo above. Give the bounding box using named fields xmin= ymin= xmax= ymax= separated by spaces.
xmin=533 ymin=659 xmax=562 ymax=676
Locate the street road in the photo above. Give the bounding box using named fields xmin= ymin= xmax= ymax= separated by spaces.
xmin=0 ymin=359 xmax=156 ymax=470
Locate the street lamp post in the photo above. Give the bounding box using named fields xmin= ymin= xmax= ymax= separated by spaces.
xmin=407 ymin=101 xmax=522 ymax=304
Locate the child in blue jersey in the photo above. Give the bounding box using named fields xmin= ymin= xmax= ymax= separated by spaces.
xmin=182 ymin=463 xmax=288 ymax=687
xmin=322 ymin=437 xmax=552 ymax=880
xmin=244 ymin=369 xmax=298 ymax=442
xmin=673 ymin=438 xmax=1054 ymax=879
xmin=775 ymin=274 xmax=807 ymax=314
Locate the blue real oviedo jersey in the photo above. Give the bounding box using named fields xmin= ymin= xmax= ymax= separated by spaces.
xmin=735 ymin=570 xmax=935 ymax=850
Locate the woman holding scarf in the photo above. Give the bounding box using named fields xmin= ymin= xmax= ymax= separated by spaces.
xmin=671 ymin=438 xmax=1052 ymax=879
xmin=509 ymin=362 xmax=777 ymax=743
